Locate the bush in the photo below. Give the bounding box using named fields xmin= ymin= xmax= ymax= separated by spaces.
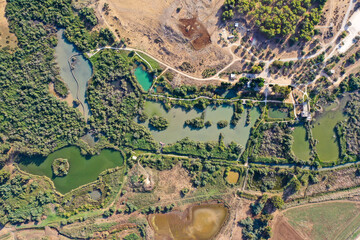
xmin=149 ymin=116 xmax=169 ymax=131
xmin=52 ymin=158 xmax=69 ymax=177
xmin=217 ymin=120 xmax=229 ymax=128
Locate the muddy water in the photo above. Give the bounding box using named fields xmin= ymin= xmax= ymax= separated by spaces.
xmin=226 ymin=171 xmax=239 ymax=184
xmin=142 ymin=101 xmax=261 ymax=147
xmin=149 ymin=204 xmax=228 ymax=240
xmin=55 ymin=29 xmax=93 ymax=119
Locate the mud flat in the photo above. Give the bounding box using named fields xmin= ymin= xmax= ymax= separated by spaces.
xmin=149 ymin=204 xmax=228 ymax=240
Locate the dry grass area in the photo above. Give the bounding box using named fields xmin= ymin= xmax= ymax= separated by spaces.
xmin=305 ymin=167 xmax=360 ymax=197
xmin=82 ymin=0 xmax=233 ymax=78
xmin=0 ymin=0 xmax=17 ymax=49
xmin=0 ymin=227 xmax=70 ymax=240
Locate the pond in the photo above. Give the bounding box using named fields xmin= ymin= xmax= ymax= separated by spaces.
xmin=292 ymin=125 xmax=311 ymax=161
xmin=226 ymin=171 xmax=239 ymax=184
xmin=149 ymin=204 xmax=228 ymax=240
xmin=18 ymin=146 xmax=124 ymax=194
xmin=312 ymin=96 xmax=349 ymax=163
xmin=141 ymin=101 xmax=261 ymax=147
xmin=268 ymin=107 xmax=288 ymax=119
xmin=55 ymin=29 xmax=93 ymax=119
xmin=134 ymin=64 xmax=153 ymax=92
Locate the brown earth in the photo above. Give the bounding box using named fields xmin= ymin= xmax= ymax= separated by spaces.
xmin=179 ymin=17 xmax=211 ymax=50
xmin=0 ymin=0 xmax=17 ymax=49
xmin=271 ymin=215 xmax=304 ymax=240
xmin=85 ymin=0 xmax=232 ymax=78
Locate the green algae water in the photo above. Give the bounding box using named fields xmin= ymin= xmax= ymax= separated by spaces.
xmin=134 ymin=65 xmax=153 ymax=91
xmin=142 ymin=101 xmax=261 ymax=147
xmin=18 ymin=146 xmax=123 ymax=194
xmin=292 ymin=125 xmax=311 ymax=161
xmin=312 ymin=96 xmax=349 ymax=163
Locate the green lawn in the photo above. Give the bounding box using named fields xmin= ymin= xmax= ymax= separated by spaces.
xmin=284 ymin=202 xmax=360 ymax=240
xmin=137 ymin=52 xmax=161 ymax=71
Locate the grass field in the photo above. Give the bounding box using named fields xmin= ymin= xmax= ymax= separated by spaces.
xmin=137 ymin=52 xmax=161 ymax=71
xmin=284 ymin=201 xmax=360 ymax=240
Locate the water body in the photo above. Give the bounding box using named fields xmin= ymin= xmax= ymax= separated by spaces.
xmin=149 ymin=204 xmax=228 ymax=240
xmin=268 ymin=107 xmax=288 ymax=119
xmin=312 ymin=96 xmax=349 ymax=163
xmin=55 ymin=29 xmax=93 ymax=119
xmin=142 ymin=101 xmax=261 ymax=147
xmin=134 ymin=65 xmax=153 ymax=91
xmin=292 ymin=125 xmax=311 ymax=161
xmin=226 ymin=171 xmax=239 ymax=184
xmin=18 ymin=146 xmax=124 ymax=194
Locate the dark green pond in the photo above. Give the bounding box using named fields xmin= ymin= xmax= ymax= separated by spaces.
xmin=18 ymin=146 xmax=124 ymax=194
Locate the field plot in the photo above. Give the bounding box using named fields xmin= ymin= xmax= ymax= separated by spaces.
xmin=283 ymin=201 xmax=360 ymax=240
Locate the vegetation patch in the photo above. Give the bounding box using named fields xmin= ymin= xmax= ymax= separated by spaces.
xmin=149 ymin=116 xmax=169 ymax=131
xmin=52 ymin=158 xmax=69 ymax=177
xmin=222 ymin=0 xmax=326 ymax=41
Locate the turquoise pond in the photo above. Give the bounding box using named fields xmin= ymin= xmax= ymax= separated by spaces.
xmin=135 ymin=65 xmax=153 ymax=91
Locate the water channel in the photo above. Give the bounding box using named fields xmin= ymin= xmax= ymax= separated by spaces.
xmin=55 ymin=29 xmax=93 ymax=119
xmin=149 ymin=204 xmax=228 ymax=240
xmin=18 ymin=146 xmax=124 ymax=194
xmin=141 ymin=101 xmax=261 ymax=147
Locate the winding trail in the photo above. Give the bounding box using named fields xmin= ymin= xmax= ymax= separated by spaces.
xmin=87 ymin=0 xmax=355 ymax=86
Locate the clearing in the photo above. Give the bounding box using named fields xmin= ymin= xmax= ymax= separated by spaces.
xmin=283 ymin=201 xmax=360 ymax=240
xmin=0 ymin=0 xmax=17 ymax=48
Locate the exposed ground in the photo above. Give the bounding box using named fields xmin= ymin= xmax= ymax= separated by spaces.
xmin=83 ymin=0 xmax=233 ymax=77
xmin=0 ymin=0 xmax=17 ymax=48
xmin=272 ymin=214 xmax=304 ymax=240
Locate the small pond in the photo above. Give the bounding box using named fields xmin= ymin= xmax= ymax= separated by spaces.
xmin=292 ymin=125 xmax=311 ymax=161
xmin=134 ymin=64 xmax=153 ymax=92
xmin=268 ymin=107 xmax=288 ymax=119
xmin=149 ymin=204 xmax=228 ymax=240
xmin=55 ymin=29 xmax=93 ymax=119
xmin=18 ymin=146 xmax=124 ymax=194
xmin=312 ymin=96 xmax=349 ymax=163
xmin=226 ymin=171 xmax=239 ymax=184
xmin=141 ymin=101 xmax=261 ymax=147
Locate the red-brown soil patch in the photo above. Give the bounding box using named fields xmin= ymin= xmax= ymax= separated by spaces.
xmin=272 ymin=215 xmax=304 ymax=240
xmin=178 ymin=17 xmax=211 ymax=50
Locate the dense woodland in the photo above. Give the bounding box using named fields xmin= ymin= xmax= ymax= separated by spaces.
xmin=222 ymin=0 xmax=326 ymax=41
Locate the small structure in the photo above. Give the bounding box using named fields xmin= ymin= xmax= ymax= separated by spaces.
xmin=132 ymin=155 xmax=137 ymax=161
xmin=228 ymin=35 xmax=234 ymax=40
xmin=301 ymin=102 xmax=312 ymax=121
xmin=234 ymin=22 xmax=239 ymax=28
xmin=230 ymin=74 xmax=236 ymax=80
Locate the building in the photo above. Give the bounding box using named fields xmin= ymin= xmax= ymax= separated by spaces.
xmin=228 ymin=35 xmax=234 ymax=40
xmin=301 ymin=102 xmax=312 ymax=121
xmin=230 ymin=74 xmax=236 ymax=80
xmin=234 ymin=22 xmax=239 ymax=28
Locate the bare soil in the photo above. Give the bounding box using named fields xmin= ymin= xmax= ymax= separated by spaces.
xmin=178 ymin=17 xmax=211 ymax=50
xmin=271 ymin=214 xmax=304 ymax=240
